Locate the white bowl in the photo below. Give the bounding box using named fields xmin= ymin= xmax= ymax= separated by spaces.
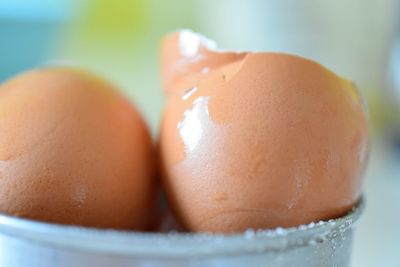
xmin=0 ymin=199 xmax=364 ymax=267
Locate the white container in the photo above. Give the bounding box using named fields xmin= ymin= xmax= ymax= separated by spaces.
xmin=0 ymin=199 xmax=363 ymax=267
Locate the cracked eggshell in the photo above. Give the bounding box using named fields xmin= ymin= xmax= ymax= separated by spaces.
xmin=0 ymin=68 xmax=156 ymax=230
xmin=159 ymin=30 xmax=369 ymax=233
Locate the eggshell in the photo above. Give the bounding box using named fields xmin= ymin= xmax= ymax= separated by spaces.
xmin=159 ymin=31 xmax=369 ymax=233
xmin=0 ymin=68 xmax=156 ymax=230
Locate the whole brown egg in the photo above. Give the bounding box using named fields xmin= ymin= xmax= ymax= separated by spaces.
xmin=159 ymin=30 xmax=369 ymax=233
xmin=0 ymin=68 xmax=156 ymax=230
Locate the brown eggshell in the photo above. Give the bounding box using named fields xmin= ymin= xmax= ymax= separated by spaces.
xmin=0 ymin=68 xmax=156 ymax=230
xmin=159 ymin=30 xmax=369 ymax=233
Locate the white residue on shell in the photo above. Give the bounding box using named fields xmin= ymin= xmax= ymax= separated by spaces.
xmin=201 ymin=67 xmax=209 ymax=74
xmin=74 ymin=187 xmax=87 ymax=206
xmin=177 ymin=97 xmax=210 ymax=153
xmin=326 ymin=151 xmax=340 ymax=170
xmin=178 ymin=29 xmax=217 ymax=57
xmin=287 ymin=158 xmax=311 ymax=209
xmin=358 ymin=139 xmax=367 ymax=164
xmin=181 ymin=87 xmax=198 ymax=100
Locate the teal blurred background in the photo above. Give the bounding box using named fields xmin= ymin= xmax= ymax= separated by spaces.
xmin=0 ymin=1 xmax=399 ymax=266
xmin=0 ymin=0 xmax=70 ymax=83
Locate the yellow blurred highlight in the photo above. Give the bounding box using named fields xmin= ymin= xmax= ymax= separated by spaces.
xmin=57 ymin=0 xmax=197 ymax=131
xmin=77 ymin=0 xmax=149 ymax=43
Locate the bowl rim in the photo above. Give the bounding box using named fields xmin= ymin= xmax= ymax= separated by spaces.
xmin=0 ymin=198 xmax=364 ymax=259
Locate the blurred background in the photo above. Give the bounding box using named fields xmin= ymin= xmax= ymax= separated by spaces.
xmin=0 ymin=0 xmax=399 ymax=266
